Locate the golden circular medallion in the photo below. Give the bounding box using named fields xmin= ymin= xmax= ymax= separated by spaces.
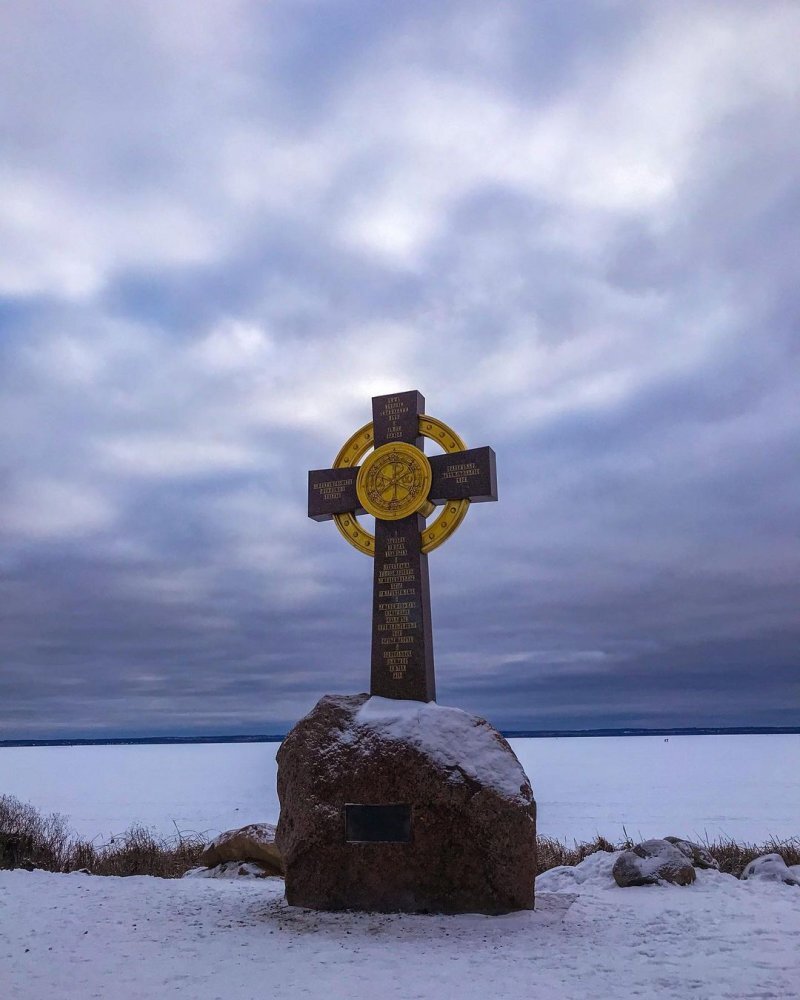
xmin=356 ymin=442 xmax=432 ymax=521
xmin=332 ymin=415 xmax=471 ymax=556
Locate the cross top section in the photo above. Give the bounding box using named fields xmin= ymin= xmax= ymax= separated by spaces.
xmin=308 ymin=390 xmax=497 ymax=702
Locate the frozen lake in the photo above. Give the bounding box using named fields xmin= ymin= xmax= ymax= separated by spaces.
xmin=1 ymin=734 xmax=797 ymax=844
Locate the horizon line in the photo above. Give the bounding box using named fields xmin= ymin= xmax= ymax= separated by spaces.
xmin=2 ymin=725 xmax=799 ymax=748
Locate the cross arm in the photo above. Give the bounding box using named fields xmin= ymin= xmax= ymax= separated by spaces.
xmin=309 ymin=444 xmax=496 ymax=520
xmin=308 ymin=467 xmax=365 ymax=521
xmin=428 ymin=446 xmax=497 ymax=504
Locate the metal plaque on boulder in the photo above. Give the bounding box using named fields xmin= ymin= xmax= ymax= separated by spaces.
xmin=345 ymin=804 xmax=412 ymax=844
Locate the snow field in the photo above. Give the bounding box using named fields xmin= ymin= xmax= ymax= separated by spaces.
xmin=2 ymin=859 xmax=799 ymax=1000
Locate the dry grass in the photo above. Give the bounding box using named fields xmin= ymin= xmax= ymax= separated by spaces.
xmin=0 ymin=795 xmax=204 ymax=878
xmin=536 ymin=834 xmax=633 ymax=873
xmin=2 ymin=794 xmax=798 ymax=879
xmin=703 ymin=835 xmax=800 ymax=877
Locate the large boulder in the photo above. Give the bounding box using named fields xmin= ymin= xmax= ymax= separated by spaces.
xmin=276 ymin=693 xmax=536 ymax=914
xmin=613 ymin=838 xmax=696 ymax=887
xmin=740 ymin=853 xmax=800 ymax=886
xmin=199 ymin=822 xmax=282 ymax=874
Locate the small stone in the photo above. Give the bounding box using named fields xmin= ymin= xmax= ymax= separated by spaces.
xmin=198 ymin=822 xmax=282 ymax=874
xmin=664 ymin=836 xmax=720 ymax=870
xmin=613 ymin=839 xmax=696 ymax=887
xmin=183 ymin=860 xmax=277 ymax=879
xmin=740 ymin=853 xmax=800 ymax=886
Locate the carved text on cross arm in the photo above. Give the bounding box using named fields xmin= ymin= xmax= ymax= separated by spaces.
xmin=313 ymin=479 xmax=352 ymax=501
xmin=441 ymin=461 xmax=480 ymax=485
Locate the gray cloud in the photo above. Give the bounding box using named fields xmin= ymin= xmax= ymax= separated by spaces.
xmin=1 ymin=0 xmax=799 ymax=737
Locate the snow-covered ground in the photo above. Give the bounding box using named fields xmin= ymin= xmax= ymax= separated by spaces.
xmin=2 ymin=733 xmax=799 ymax=998
xmin=2 ymin=856 xmax=799 ymax=1000
xmin=1 ymin=734 xmax=797 ymax=843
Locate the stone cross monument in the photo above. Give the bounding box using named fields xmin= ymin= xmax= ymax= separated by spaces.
xmin=307 ymin=389 xmax=497 ymax=701
xmin=277 ymin=390 xmax=536 ymax=915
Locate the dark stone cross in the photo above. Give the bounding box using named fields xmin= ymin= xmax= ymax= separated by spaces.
xmin=308 ymin=390 xmax=497 ymax=703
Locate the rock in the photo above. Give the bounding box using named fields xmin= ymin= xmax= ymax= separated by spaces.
xmin=740 ymin=853 xmax=800 ymax=886
xmin=664 ymin=836 xmax=720 ymax=870
xmin=199 ymin=822 xmax=282 ymax=874
xmin=183 ymin=861 xmax=277 ymax=879
xmin=276 ymin=693 xmax=537 ymax=914
xmin=613 ymin=839 xmax=697 ymax=887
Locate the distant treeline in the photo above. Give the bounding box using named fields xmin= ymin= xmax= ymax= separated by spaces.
xmin=2 ymin=726 xmax=799 ymax=748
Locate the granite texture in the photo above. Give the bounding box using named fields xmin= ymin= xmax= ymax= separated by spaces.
xmin=276 ymin=693 xmax=537 ymax=914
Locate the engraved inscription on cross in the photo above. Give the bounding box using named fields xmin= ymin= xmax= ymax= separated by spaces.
xmin=308 ymin=390 xmax=497 ymax=703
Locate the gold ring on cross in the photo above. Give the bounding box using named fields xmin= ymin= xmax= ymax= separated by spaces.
xmin=330 ymin=416 xmax=471 ymax=556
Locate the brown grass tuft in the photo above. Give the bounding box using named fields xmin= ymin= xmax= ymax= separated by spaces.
xmin=0 ymin=795 xmax=204 ymax=878
xmin=701 ymin=835 xmax=800 ymax=877
xmin=535 ymin=833 xmax=632 ymax=873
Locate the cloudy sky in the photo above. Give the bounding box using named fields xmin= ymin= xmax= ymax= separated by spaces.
xmin=1 ymin=1 xmax=798 ymax=739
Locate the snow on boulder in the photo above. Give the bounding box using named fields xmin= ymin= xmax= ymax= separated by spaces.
xmin=740 ymin=853 xmax=800 ymax=886
xmin=353 ymin=696 xmax=533 ymax=803
xmin=664 ymin=836 xmax=720 ymax=870
xmin=198 ymin=822 xmax=282 ymax=874
xmin=613 ymin=838 xmax=696 ymax=887
xmin=183 ymin=861 xmax=278 ymax=879
xmin=276 ymin=693 xmax=537 ymax=914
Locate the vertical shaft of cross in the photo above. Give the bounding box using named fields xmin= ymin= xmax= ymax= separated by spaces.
xmin=370 ymin=392 xmax=436 ymax=701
